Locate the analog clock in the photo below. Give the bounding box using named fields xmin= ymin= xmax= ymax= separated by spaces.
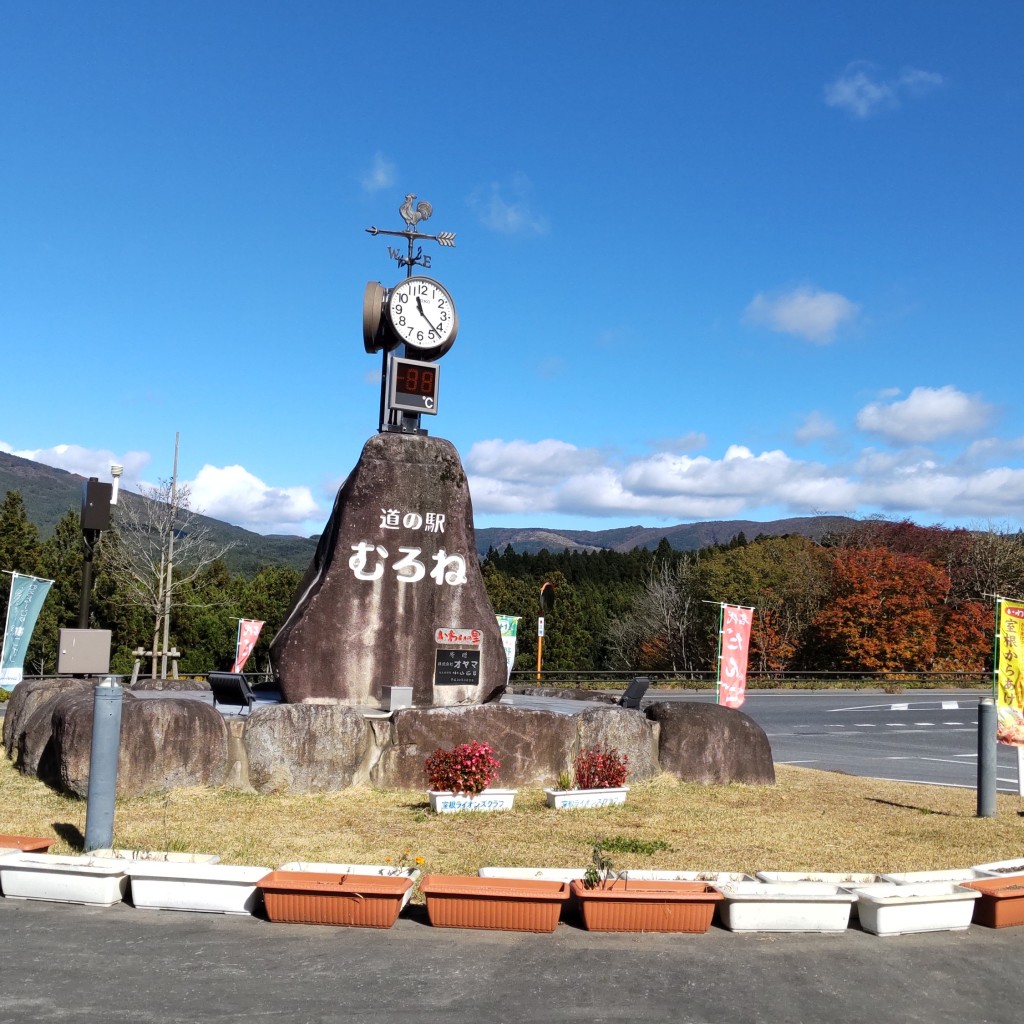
xmin=386 ymin=276 xmax=458 ymax=357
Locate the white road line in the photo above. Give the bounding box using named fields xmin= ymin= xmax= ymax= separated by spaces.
xmin=777 ymin=760 xmax=819 ymax=764
xmin=941 ymin=701 xmax=960 ymax=710
xmin=855 ymin=723 xmax=876 ymax=727
xmin=891 ymin=703 xmax=909 ymax=711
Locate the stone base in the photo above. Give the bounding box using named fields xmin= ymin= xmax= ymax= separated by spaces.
xmin=4 ymin=678 xmax=775 ymax=796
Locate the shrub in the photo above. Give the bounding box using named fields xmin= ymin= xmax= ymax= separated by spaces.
xmin=573 ymin=745 xmax=629 ymax=790
xmin=424 ymin=741 xmax=501 ymax=796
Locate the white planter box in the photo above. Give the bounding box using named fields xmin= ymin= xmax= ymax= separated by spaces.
xmin=850 ymin=882 xmax=981 ymax=936
xmin=479 ymin=866 xmax=587 ymax=883
xmin=882 ymin=868 xmax=983 ymax=884
xmin=623 ymin=869 xmax=753 ymax=883
xmin=971 ymin=857 xmax=1024 ymax=878
xmin=757 ymin=871 xmax=882 ymax=886
xmin=89 ymin=849 xmax=221 ymax=865
xmin=717 ymin=882 xmax=856 ymax=933
xmin=0 ymin=853 xmax=128 ymax=906
xmin=544 ymin=787 xmax=628 ymax=809
xmin=278 ymin=861 xmax=421 ymax=910
xmin=428 ymin=789 xmax=517 ymax=813
xmin=125 ymin=861 xmax=271 ymax=915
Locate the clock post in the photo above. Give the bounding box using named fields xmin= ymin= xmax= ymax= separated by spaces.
xmin=363 ymin=195 xmax=458 ymax=435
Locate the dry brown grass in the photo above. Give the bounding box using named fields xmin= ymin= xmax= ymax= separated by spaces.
xmin=2 ymin=761 xmax=1021 ymax=885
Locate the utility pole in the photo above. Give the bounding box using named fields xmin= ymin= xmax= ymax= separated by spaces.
xmin=160 ymin=432 xmax=179 ymax=679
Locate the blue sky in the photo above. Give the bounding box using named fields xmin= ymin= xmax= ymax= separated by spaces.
xmin=2 ymin=1 xmax=1022 ymax=537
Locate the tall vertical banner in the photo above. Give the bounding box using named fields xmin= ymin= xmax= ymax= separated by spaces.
xmin=995 ymin=598 xmax=1024 ymax=746
xmin=231 ymin=619 xmax=265 ymax=674
xmin=496 ymin=614 xmax=521 ymax=681
xmin=717 ymin=603 xmax=754 ymax=709
xmin=0 ymin=572 xmax=54 ymax=687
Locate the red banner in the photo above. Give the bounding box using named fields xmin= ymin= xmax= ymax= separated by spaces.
xmin=718 ymin=604 xmax=754 ymax=709
xmin=231 ymin=619 xmax=265 ymax=674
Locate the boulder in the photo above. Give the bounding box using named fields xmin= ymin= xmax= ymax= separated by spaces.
xmin=39 ymin=694 xmax=229 ymax=797
xmin=243 ymin=704 xmax=378 ymax=793
xmin=371 ymin=704 xmax=578 ymax=790
xmin=3 ymin=677 xmax=92 ymax=761
xmin=646 ymin=701 xmax=775 ymax=785
xmin=270 ymin=433 xmax=507 ymax=708
xmin=575 ymin=707 xmax=661 ymax=782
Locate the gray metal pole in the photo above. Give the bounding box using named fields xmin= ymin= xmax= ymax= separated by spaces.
xmin=83 ymin=680 xmax=124 ymax=851
xmin=977 ymin=697 xmax=997 ymax=818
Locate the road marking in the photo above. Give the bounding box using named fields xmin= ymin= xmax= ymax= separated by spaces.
xmin=854 ymin=723 xmax=876 ymax=727
xmin=941 ymin=701 xmax=960 ymax=709
xmin=891 ymin=703 xmax=909 ymax=711
xmin=777 ymin=760 xmax=819 ymax=764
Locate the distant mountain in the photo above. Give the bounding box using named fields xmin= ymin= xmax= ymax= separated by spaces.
xmin=474 ymin=516 xmax=857 ymax=556
xmin=3 ymin=449 xmax=857 ymax=571
xmin=0 ymin=450 xmax=318 ymax=576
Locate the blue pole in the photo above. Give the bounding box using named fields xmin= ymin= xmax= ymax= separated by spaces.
xmin=83 ymin=680 xmax=124 ymax=851
xmin=977 ymin=698 xmax=997 ymax=818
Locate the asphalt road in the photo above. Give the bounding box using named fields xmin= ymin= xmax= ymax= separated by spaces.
xmin=644 ymin=689 xmax=1024 ymax=793
xmin=2 ymin=895 xmax=1023 ymax=1024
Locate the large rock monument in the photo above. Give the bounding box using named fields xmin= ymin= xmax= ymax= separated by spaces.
xmin=270 ymin=432 xmax=507 ymax=706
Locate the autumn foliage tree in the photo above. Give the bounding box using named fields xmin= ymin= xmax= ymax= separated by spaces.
xmin=805 ymin=547 xmax=950 ymax=672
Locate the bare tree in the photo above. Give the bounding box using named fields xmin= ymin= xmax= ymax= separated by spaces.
xmin=102 ymin=480 xmax=232 ymax=677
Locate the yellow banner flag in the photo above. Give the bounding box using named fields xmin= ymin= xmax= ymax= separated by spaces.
xmin=996 ymin=599 xmax=1024 ymax=745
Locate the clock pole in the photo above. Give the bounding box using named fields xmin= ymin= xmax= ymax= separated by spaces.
xmin=364 ymin=195 xmax=458 ymax=436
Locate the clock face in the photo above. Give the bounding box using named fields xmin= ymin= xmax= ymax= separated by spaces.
xmin=386 ymin=276 xmax=458 ymax=356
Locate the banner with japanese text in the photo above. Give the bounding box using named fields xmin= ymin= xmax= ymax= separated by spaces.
xmin=996 ymin=598 xmax=1024 ymax=746
xmin=496 ymin=614 xmax=521 ymax=680
xmin=718 ymin=604 xmax=754 ymax=709
xmin=0 ymin=573 xmax=54 ymax=688
xmin=231 ymin=618 xmax=265 ymax=674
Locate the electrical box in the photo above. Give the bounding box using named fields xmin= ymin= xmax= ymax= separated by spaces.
xmin=58 ymin=629 xmax=112 ymax=674
xmin=80 ymin=479 xmax=113 ymax=531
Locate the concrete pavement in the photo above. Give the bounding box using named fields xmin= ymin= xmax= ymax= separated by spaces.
xmin=2 ymin=895 xmax=1022 ymax=1024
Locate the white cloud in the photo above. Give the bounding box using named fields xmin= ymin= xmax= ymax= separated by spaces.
xmin=794 ymin=412 xmax=838 ymax=444
xmin=856 ymin=386 xmax=994 ymax=444
xmin=361 ymin=152 xmax=396 ymax=193
xmin=186 ymin=464 xmax=322 ymax=535
xmin=648 ymin=432 xmax=707 ymax=454
xmin=468 ymin=175 xmax=548 ymax=235
xmin=745 ymin=286 xmax=859 ymax=344
xmin=2 ymin=442 xmax=150 ymax=483
xmin=825 ymin=61 xmax=944 ymax=119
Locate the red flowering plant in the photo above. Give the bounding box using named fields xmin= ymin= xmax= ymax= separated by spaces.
xmin=424 ymin=741 xmax=501 ymax=796
xmin=572 ymin=745 xmax=629 ymax=790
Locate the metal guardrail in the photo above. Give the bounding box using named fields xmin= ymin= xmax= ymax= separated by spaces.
xmin=508 ymin=669 xmax=992 ymax=689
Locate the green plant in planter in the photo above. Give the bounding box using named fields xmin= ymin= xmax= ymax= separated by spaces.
xmin=583 ymin=838 xmax=617 ymax=890
xmin=424 ymin=741 xmax=501 ymax=796
xmin=557 ymin=770 xmax=574 ymax=791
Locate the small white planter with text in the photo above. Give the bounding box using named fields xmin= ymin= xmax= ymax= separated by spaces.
xmin=428 ymin=789 xmax=517 ymax=813
xmin=544 ymin=787 xmax=628 ymax=810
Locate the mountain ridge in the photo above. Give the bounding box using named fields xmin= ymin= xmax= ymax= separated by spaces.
xmin=1 ymin=449 xmax=856 ymax=570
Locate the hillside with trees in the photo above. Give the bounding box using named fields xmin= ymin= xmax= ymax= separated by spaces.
xmin=1 ymin=480 xmax=1019 ymax=681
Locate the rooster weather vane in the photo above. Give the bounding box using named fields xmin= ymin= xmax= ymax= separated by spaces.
xmin=365 ymin=193 xmax=456 ymax=277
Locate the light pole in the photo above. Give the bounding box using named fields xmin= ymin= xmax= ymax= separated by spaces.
xmin=536 ymin=582 xmax=555 ymax=682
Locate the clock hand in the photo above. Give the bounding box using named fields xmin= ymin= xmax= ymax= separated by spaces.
xmin=416 ymin=297 xmax=441 ymax=335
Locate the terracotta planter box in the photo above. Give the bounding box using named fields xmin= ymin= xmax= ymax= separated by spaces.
xmin=428 ymin=789 xmax=517 ymax=813
xmin=258 ymin=871 xmax=413 ymax=928
xmin=963 ymin=876 xmax=1024 ymax=928
xmin=570 ymin=879 xmax=723 ymax=933
xmin=0 ymin=835 xmax=55 ymax=853
xmin=419 ymin=874 xmax=569 ymax=932
xmin=278 ymin=862 xmax=420 ymax=910
xmin=478 ymin=866 xmax=587 ymax=883
xmin=544 ymin=787 xmax=628 ymax=809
